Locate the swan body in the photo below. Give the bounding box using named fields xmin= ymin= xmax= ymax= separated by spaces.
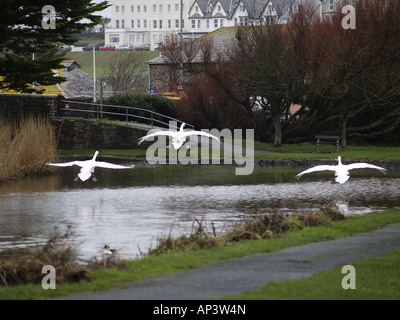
xmin=296 ymin=156 xmax=387 ymax=184
xmin=46 ymin=151 xmax=134 ymax=181
xmin=138 ymin=122 xmax=220 ymax=150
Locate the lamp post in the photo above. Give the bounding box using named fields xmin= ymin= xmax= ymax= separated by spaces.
xmin=93 ymin=46 xmax=96 ymax=102
xmin=178 ymin=0 xmax=183 ymax=98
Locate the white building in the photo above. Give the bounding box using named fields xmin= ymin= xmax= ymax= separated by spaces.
xmin=105 ymin=0 xmax=322 ymax=50
xmin=105 ymin=0 xmax=195 ymax=50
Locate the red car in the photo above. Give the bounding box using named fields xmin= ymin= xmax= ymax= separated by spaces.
xmin=134 ymin=44 xmax=150 ymax=51
xmin=100 ymin=45 xmax=116 ymax=51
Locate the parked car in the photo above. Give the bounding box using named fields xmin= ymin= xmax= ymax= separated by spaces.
xmin=82 ymin=43 xmax=100 ymax=51
xmin=100 ymin=45 xmax=116 ymax=51
xmin=116 ymin=43 xmax=134 ymax=51
xmin=154 ymin=45 xmax=170 ymax=51
xmin=59 ymin=45 xmax=71 ymax=52
xmin=134 ymin=44 xmax=150 ymax=51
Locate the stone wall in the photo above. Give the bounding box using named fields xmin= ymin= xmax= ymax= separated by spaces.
xmin=51 ymin=118 xmax=150 ymax=150
xmin=0 ymin=93 xmax=61 ymax=119
xmin=149 ymin=63 xmax=178 ymax=93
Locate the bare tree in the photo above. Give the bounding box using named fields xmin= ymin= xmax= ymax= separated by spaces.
xmin=105 ymin=52 xmax=149 ymax=94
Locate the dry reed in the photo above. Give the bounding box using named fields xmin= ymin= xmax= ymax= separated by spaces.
xmin=0 ymin=116 xmax=58 ymax=182
xmin=149 ymin=201 xmax=348 ymax=255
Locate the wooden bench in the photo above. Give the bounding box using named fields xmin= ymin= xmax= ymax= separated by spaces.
xmin=313 ymin=135 xmax=340 ymax=153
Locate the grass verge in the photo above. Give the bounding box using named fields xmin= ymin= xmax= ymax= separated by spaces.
xmin=0 ymin=208 xmax=399 ymax=300
xmin=221 ymin=249 xmax=400 ymax=300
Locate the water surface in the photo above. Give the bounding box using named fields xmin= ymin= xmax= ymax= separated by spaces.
xmin=0 ymin=164 xmax=399 ymax=260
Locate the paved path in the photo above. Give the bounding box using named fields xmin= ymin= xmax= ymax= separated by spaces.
xmin=55 ymin=223 xmax=400 ymax=300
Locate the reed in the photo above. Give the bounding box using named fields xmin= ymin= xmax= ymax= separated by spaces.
xmin=0 ymin=116 xmax=58 ymax=182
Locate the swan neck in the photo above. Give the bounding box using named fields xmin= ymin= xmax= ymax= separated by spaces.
xmin=93 ymin=151 xmax=99 ymax=161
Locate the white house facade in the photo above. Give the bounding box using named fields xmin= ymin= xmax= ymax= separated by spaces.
xmin=105 ymin=0 xmax=195 ymax=50
xmin=105 ymin=0 xmax=325 ymax=50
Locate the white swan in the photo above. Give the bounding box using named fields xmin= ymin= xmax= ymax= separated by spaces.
xmin=138 ymin=122 xmax=220 ymax=150
xmin=46 ymin=151 xmax=134 ymax=181
xmin=296 ymin=156 xmax=387 ymax=184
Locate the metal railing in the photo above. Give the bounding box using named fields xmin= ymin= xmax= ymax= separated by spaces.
xmin=59 ymin=100 xmax=194 ymax=130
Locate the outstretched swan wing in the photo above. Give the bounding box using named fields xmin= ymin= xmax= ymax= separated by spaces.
xmin=94 ymin=162 xmax=134 ymax=169
xmin=346 ymin=163 xmax=387 ymax=173
xmin=296 ymin=165 xmax=337 ymax=179
xmin=138 ymin=131 xmax=176 ymax=145
xmin=46 ymin=161 xmax=86 ymax=167
xmin=182 ymin=130 xmax=220 ymax=142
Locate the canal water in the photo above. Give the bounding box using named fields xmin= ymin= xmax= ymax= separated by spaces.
xmin=0 ymin=163 xmax=399 ymax=261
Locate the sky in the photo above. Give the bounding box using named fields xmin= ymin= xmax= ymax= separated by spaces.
xmin=93 ymin=0 xmax=112 ymax=18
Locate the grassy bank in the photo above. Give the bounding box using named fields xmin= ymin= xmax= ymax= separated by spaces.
xmin=64 ymin=51 xmax=159 ymax=76
xmin=0 ymin=117 xmax=58 ymax=182
xmin=221 ymin=249 xmax=400 ymax=300
xmin=57 ymin=143 xmax=400 ymax=163
xmin=1 ymin=208 xmax=399 ymax=300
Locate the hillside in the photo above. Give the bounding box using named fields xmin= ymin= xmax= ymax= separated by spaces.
xmin=63 ymin=51 xmax=159 ymax=76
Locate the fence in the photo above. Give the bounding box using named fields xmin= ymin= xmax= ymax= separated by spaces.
xmin=59 ymin=99 xmax=194 ymax=130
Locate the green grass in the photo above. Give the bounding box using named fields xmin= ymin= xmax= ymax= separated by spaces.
xmin=222 ymin=249 xmax=400 ymax=300
xmin=63 ymin=51 xmax=159 ymax=76
xmin=238 ymin=140 xmax=400 ymax=161
xmin=58 ymin=148 xmax=148 ymax=158
xmin=1 ymin=208 xmax=400 ymax=300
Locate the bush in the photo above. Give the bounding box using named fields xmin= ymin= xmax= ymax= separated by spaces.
xmin=103 ymin=93 xmax=176 ymax=125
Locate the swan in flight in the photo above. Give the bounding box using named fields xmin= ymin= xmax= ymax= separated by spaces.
xmin=138 ymin=122 xmax=220 ymax=150
xmin=46 ymin=151 xmax=134 ymax=181
xmin=296 ymin=156 xmax=387 ymax=184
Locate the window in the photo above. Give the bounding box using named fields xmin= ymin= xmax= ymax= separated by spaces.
xmin=109 ymin=34 xmax=119 ymax=43
xmin=159 ymin=20 xmax=163 ymax=29
xmin=329 ymin=0 xmax=333 ymax=11
xmin=153 ymin=5 xmax=157 ymax=12
xmin=168 ymin=19 xmax=171 ymax=28
xmin=115 ymin=20 xmax=119 ymax=28
xmin=121 ymin=6 xmax=124 ymax=13
xmin=175 ymin=19 xmax=179 ymax=28
xmin=168 ymin=5 xmax=171 ymax=12
xmin=198 ymin=20 xmax=201 ymax=28
xmin=214 ymin=19 xmax=218 ymax=28
xmin=159 ymin=5 xmax=162 ymax=12
xmin=144 ymin=5 xmax=147 ymax=12
xmin=144 ymin=19 xmax=147 ymax=28
xmin=195 ymin=6 xmax=198 ymax=13
xmin=131 ymin=20 xmax=134 ymax=28
xmin=153 ymin=20 xmax=157 ymax=28
xmin=240 ymin=5 xmax=245 ymax=12
xmin=137 ymin=19 xmax=140 ymax=28
xmin=192 ymin=20 xmax=195 ymax=28
xmin=121 ymin=19 xmax=125 ymax=28
xmin=115 ymin=6 xmax=119 ymax=13
xmin=131 ymin=6 xmax=134 ymax=13
xmin=207 ymin=19 xmax=210 ymax=28
xmin=220 ymin=19 xmax=223 ymax=27
xmin=175 ymin=4 xmax=179 ymax=12
xmin=137 ymin=5 xmax=140 ymax=13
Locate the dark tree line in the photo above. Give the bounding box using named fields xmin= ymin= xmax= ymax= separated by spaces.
xmin=168 ymin=0 xmax=400 ymax=147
